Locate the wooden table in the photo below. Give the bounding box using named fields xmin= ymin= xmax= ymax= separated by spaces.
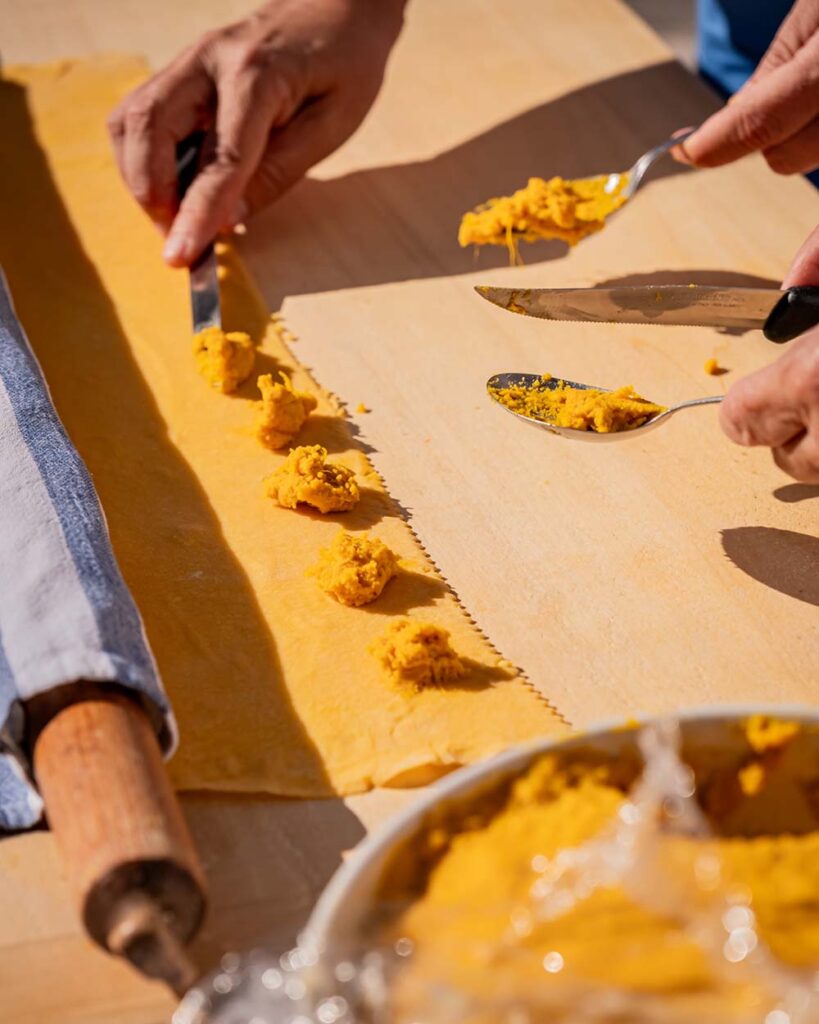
xmin=1 ymin=2 xmax=817 ymax=1021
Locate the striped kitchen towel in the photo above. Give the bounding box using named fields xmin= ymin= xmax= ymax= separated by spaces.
xmin=0 ymin=271 xmax=176 ymax=830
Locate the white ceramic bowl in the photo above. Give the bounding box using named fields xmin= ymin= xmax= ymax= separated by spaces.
xmin=305 ymin=703 xmax=819 ymax=955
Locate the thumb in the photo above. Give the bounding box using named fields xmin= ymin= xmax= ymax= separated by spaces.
xmin=719 ymin=360 xmax=803 ymax=449
xmin=719 ymin=332 xmax=818 ymax=448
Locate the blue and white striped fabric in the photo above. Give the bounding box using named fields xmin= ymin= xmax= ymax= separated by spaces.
xmin=0 ymin=272 xmax=176 ymax=831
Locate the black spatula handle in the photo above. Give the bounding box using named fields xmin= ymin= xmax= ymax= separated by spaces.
xmin=763 ymin=286 xmax=819 ymax=343
xmin=175 ymin=130 xmax=208 ymax=200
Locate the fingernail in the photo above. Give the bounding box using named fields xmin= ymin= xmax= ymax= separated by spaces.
xmin=163 ymin=234 xmax=191 ymax=266
xmin=671 ymin=143 xmax=693 ymax=165
xmin=671 ymin=126 xmax=696 ymax=164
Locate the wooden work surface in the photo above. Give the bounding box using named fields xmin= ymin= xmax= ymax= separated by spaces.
xmin=0 ymin=1 xmax=817 ymax=1022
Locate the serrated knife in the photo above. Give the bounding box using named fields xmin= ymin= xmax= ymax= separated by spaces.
xmin=475 ymin=284 xmax=819 ymax=343
xmin=176 ymin=132 xmax=221 ymax=333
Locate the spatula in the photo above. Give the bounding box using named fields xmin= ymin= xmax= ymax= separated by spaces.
xmin=176 ymin=132 xmax=221 ymax=334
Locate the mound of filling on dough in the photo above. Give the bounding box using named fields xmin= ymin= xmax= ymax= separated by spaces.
xmin=381 ymin=727 xmax=819 ymax=1023
xmin=192 ymin=326 xmax=255 ymax=393
xmin=265 ymin=444 xmax=360 ymax=513
xmin=459 ymin=174 xmax=629 ymax=261
xmin=310 ymin=530 xmax=398 ymax=607
xmin=255 ymin=372 xmax=318 ymax=450
xmin=370 ymin=619 xmax=465 ymax=690
xmin=490 ymin=374 xmax=665 ymax=432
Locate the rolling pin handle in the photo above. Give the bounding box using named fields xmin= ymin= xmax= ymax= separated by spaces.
xmin=107 ymin=890 xmax=199 ymax=995
xmin=28 ymin=686 xmax=207 ymax=993
xmin=763 ymin=285 xmax=819 ymax=343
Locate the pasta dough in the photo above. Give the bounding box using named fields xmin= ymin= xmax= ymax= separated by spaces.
xmin=0 ymin=56 xmax=566 ymax=796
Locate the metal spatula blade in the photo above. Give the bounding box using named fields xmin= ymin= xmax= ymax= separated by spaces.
xmin=176 ymin=132 xmax=221 ymax=334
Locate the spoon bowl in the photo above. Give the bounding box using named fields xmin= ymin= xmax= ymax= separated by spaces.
xmin=502 ymin=129 xmax=697 ymax=247
xmin=487 ymin=372 xmax=723 ymax=442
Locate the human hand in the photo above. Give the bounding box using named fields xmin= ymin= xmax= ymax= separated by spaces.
xmin=108 ymin=0 xmax=406 ymax=267
xmin=675 ymin=0 xmax=819 ymax=175
xmin=720 ymin=328 xmax=819 ymax=484
xmin=783 ymin=222 xmax=819 ymax=290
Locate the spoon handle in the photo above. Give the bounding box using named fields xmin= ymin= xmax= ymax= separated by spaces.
xmin=630 ymin=129 xmax=696 ymax=194
xmin=672 ymin=395 xmax=724 ymax=413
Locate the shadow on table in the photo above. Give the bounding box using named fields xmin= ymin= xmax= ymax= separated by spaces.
xmin=593 ymin=269 xmax=782 ymax=336
xmin=594 ymin=269 xmax=780 ymax=290
xmin=360 ymin=569 xmax=449 ymax=617
xmin=243 ymin=60 xmax=714 ymax=310
xmin=184 ymin=793 xmax=367 ymax=966
xmin=721 ymin=527 xmax=819 ymax=607
xmin=773 ymin=483 xmax=819 ymax=504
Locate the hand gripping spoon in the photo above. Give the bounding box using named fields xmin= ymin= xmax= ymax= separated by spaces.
xmin=487 ymin=372 xmax=722 ymax=443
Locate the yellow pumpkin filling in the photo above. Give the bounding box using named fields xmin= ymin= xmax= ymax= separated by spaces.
xmin=255 ymin=372 xmax=317 ymax=450
xmin=490 ymin=374 xmax=665 ymax=432
xmin=381 ymin=735 xmax=819 ymax=1023
xmin=192 ymin=326 xmax=255 ymax=393
xmin=264 ymin=444 xmax=360 ymax=514
xmin=370 ymin=619 xmax=465 ymax=690
xmin=704 ymin=357 xmax=721 ymax=376
xmin=310 ymin=530 xmax=398 ymax=607
xmin=459 ymin=174 xmax=629 ymax=261
xmin=745 ymin=715 xmax=800 ymax=754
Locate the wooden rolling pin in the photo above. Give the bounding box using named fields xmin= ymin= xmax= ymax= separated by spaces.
xmin=27 ymin=684 xmax=207 ymax=995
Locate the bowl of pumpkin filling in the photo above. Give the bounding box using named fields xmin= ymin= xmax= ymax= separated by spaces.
xmin=297 ymin=705 xmax=819 ymax=1024
xmin=176 ymin=706 xmax=819 ymax=1024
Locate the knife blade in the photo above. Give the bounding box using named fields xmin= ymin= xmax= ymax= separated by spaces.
xmin=188 ymin=246 xmax=221 ymax=334
xmin=475 ymin=284 xmax=819 ymax=343
xmin=176 ymin=133 xmax=221 ymax=334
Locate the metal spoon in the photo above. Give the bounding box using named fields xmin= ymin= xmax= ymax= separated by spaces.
xmin=595 ymin=127 xmax=695 ymax=200
xmin=493 ymin=129 xmax=697 ymax=247
xmin=487 ymin=372 xmax=722 ymax=443
xmin=499 ymin=130 xmax=698 ymax=245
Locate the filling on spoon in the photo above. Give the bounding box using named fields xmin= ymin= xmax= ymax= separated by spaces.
xmin=459 ymin=174 xmax=629 ymax=262
xmin=490 ymin=374 xmax=665 ymax=433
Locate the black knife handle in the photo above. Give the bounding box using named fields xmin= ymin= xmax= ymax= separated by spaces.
xmin=763 ymin=286 xmax=819 ymax=343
